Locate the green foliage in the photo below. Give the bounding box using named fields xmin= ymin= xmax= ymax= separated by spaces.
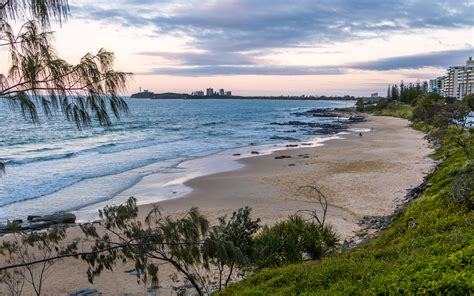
xmin=355 ymin=98 xmax=364 ymax=111
xmin=450 ymin=171 xmax=474 ymax=211
xmin=78 ymin=198 xmax=261 ymax=295
xmin=207 ymin=207 xmax=261 ymax=290
xmin=252 ymin=215 xmax=338 ymax=269
xmin=462 ymin=94 xmax=474 ymax=111
xmin=366 ymin=102 xmax=413 ymax=119
xmin=412 ymin=93 xmax=469 ymax=129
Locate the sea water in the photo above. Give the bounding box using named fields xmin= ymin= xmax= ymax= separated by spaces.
xmin=0 ymin=98 xmax=354 ymax=221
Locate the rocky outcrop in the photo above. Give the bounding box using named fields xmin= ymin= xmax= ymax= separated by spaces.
xmin=30 ymin=212 xmax=76 ymax=224
xmin=0 ymin=212 xmax=76 ymax=234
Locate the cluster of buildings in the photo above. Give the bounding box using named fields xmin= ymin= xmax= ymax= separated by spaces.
xmin=429 ymin=57 xmax=473 ymax=99
xmin=192 ymin=88 xmax=232 ymax=97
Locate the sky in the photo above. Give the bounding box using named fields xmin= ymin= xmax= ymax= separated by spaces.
xmin=2 ymin=0 xmax=474 ymax=96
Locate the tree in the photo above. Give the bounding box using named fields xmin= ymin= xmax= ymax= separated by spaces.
xmin=0 ymin=0 xmax=130 ymax=172
xmin=462 ymin=94 xmax=474 ymax=112
xmin=0 ymin=226 xmax=78 ymax=296
xmin=79 ymin=197 xmax=254 ymax=295
xmin=355 ymin=98 xmax=365 ymax=112
xmin=207 ymin=207 xmax=261 ymax=290
xmin=391 ymin=84 xmax=399 ymax=101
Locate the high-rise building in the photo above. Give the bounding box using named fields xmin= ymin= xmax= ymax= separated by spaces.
xmin=459 ymin=57 xmax=473 ymax=99
xmin=225 ymin=91 xmax=232 ymax=96
xmin=441 ymin=57 xmax=473 ymax=99
xmin=429 ymin=76 xmax=446 ymax=96
xmin=219 ymin=89 xmax=225 ymax=96
xmin=206 ymin=88 xmax=214 ymax=96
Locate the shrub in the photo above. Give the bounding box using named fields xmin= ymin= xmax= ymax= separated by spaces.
xmin=451 ymin=175 xmax=474 ymax=211
xmin=252 ymin=215 xmax=338 ymax=269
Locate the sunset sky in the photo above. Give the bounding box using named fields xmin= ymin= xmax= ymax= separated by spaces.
xmin=2 ymin=0 xmax=474 ymax=96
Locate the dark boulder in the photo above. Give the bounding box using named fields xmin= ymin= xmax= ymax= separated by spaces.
xmin=32 ymin=212 xmax=76 ymax=224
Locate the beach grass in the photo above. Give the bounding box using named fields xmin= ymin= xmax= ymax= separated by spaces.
xmin=370 ymin=104 xmax=414 ymax=119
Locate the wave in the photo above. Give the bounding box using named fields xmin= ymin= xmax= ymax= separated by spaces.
xmin=201 ymin=121 xmax=225 ymax=127
xmin=6 ymin=152 xmax=77 ymax=165
xmin=5 ymin=138 xmax=169 ymax=166
xmin=25 ymin=147 xmax=63 ymax=153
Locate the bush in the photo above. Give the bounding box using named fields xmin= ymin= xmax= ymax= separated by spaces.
xmin=252 ymin=215 xmax=338 ymax=269
xmin=451 ymin=174 xmax=474 ymax=211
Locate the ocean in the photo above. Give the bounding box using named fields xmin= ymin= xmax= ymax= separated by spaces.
xmin=0 ymin=98 xmax=355 ymax=221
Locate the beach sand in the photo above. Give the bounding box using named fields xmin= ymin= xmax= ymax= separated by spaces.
xmin=1 ymin=115 xmax=436 ymax=295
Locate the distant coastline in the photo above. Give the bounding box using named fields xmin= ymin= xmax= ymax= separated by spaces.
xmin=130 ymin=91 xmax=356 ymax=101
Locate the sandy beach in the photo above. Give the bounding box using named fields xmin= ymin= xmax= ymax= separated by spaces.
xmin=1 ymin=115 xmax=436 ymax=295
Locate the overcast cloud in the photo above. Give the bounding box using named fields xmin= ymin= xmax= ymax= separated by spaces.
xmin=71 ymin=0 xmax=474 ymax=76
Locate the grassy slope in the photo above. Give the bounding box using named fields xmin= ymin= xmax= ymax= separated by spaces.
xmin=221 ymin=108 xmax=473 ymax=295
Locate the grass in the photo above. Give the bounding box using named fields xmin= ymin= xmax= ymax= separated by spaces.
xmin=368 ymin=104 xmax=414 ymax=119
xmin=220 ymin=112 xmax=473 ymax=295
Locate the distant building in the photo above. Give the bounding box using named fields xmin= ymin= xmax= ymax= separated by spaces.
xmin=225 ymin=91 xmax=232 ymax=96
xmin=219 ymin=89 xmax=225 ymax=96
xmin=370 ymin=92 xmax=379 ymax=98
xmin=429 ymin=77 xmax=445 ymax=95
xmin=439 ymin=57 xmax=474 ymax=99
xmin=192 ymin=91 xmax=204 ymax=96
xmin=459 ymin=57 xmax=474 ymax=99
xmin=206 ymin=88 xmax=214 ymax=96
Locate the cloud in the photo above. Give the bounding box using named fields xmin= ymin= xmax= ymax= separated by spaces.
xmin=72 ymin=0 xmax=474 ymax=53
xmin=348 ymin=48 xmax=474 ymax=71
xmin=71 ymin=0 xmax=473 ymax=77
xmin=146 ymin=48 xmax=473 ymax=76
xmin=135 ymin=51 xmax=272 ymax=66
xmin=148 ymin=65 xmax=345 ymax=76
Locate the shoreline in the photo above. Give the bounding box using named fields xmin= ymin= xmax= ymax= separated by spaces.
xmin=1 ymin=115 xmax=437 ymax=295
xmin=142 ymin=115 xmax=435 ymax=239
xmin=74 ymin=133 xmax=346 ymax=221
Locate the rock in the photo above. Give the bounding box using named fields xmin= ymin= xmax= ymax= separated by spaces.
xmin=232 ymin=153 xmax=241 ymax=156
xmin=301 ymin=143 xmax=312 ymax=146
xmin=26 ymin=221 xmax=54 ymax=230
xmin=270 ymin=135 xmax=301 ymax=141
xmin=27 ymin=215 xmax=41 ymax=221
xmin=32 ymin=212 xmax=76 ymax=224
xmin=251 ymin=151 xmax=259 ymax=155
xmin=286 ymin=144 xmax=298 ymax=147
xmin=12 ymin=219 xmax=23 ymax=224
xmin=68 ymin=288 xmax=98 ymax=296
xmin=288 ymin=164 xmax=296 ymax=167
xmin=275 ymin=155 xmax=291 ymax=160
